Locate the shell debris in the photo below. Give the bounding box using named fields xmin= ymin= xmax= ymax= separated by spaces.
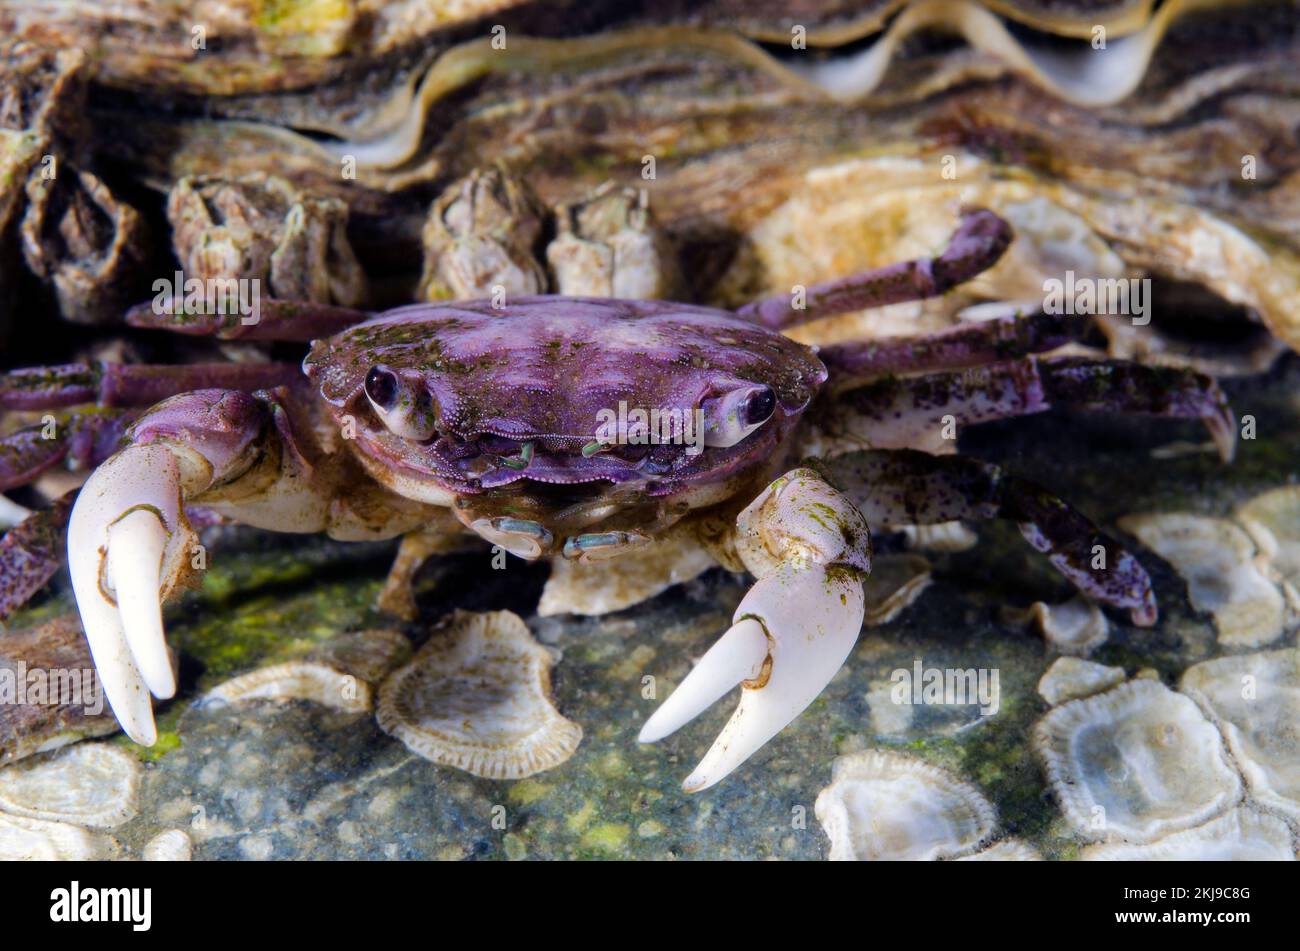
xmin=862 ymin=554 xmax=931 ymax=626
xmin=142 ymin=829 xmax=194 ymax=862
xmin=1180 ymin=648 xmax=1300 ymax=821
xmin=1082 ymin=807 xmax=1295 ymax=861
xmin=1037 ymin=657 xmax=1125 ymax=706
xmin=0 ymin=743 xmax=139 ymax=828
xmin=1234 ymin=486 xmax=1300 ymax=625
xmin=814 ymin=750 xmax=995 ymax=860
xmin=1011 ymin=595 xmax=1109 ymax=655
xmin=955 ymin=839 xmax=1043 ymax=861
xmin=1119 ymin=512 xmax=1285 ymax=647
xmin=377 ymin=610 xmax=582 ymax=780
xmin=204 ymin=661 xmax=372 ymax=713
xmin=1032 ymin=680 xmax=1242 ymax=843
xmin=0 ymin=813 xmax=117 ymax=860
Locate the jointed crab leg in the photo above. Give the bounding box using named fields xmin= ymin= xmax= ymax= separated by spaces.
xmin=0 ymin=409 xmax=134 ymax=491
xmin=0 ymin=361 xmax=300 ymax=411
xmin=827 ymin=355 xmax=1236 ymax=461
xmin=640 ymin=468 xmax=871 ymax=791
xmin=736 ymin=208 xmax=1013 ymax=330
xmin=0 ymin=493 xmax=75 ymax=620
xmin=816 ymin=448 xmax=1158 ymax=625
xmin=126 ymin=297 xmax=371 ymax=341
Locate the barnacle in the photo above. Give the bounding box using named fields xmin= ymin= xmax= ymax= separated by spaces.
xmin=814 ymin=750 xmax=996 ymax=860
xmin=376 ymin=610 xmax=582 ymax=780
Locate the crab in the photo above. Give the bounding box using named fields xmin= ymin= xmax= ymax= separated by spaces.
xmin=0 ymin=208 xmax=1237 ymax=792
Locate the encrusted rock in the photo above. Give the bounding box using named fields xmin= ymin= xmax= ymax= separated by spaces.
xmin=1036 ymin=657 xmax=1125 ymax=706
xmin=814 ymin=750 xmax=996 ymax=860
xmin=1180 ymin=648 xmax=1300 ymax=821
xmin=547 ymin=183 xmax=678 ymax=299
xmin=167 ymin=173 xmax=367 ymax=307
xmin=1081 ymin=807 xmax=1295 ymax=861
xmin=418 ymin=167 xmax=547 ymax=301
xmin=377 ymin=610 xmax=582 ymax=780
xmin=0 ymin=742 xmax=138 ymax=827
xmin=0 ymin=613 xmax=119 ymax=766
xmin=1033 ymin=680 xmax=1242 ymax=842
xmin=1119 ymin=512 xmax=1285 ymax=647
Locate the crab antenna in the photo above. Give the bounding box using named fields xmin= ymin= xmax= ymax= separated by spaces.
xmin=735 ymin=208 xmax=1014 ymax=331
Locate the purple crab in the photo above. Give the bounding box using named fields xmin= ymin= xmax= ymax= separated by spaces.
xmin=0 ymin=209 xmax=1235 ymax=791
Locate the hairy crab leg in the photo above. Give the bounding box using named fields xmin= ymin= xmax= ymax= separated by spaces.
xmin=823 ymin=355 xmax=1236 ymax=461
xmin=814 ymin=448 xmax=1157 ymax=625
xmin=0 ymin=361 xmax=300 ymax=411
xmin=735 ymin=208 xmax=1013 ymax=330
xmin=126 ymin=297 xmax=371 ymax=341
xmin=640 ymin=468 xmax=871 ymax=791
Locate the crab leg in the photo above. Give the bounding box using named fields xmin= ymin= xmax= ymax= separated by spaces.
xmin=0 ymin=493 xmax=75 ymax=620
xmin=0 ymin=361 xmax=299 ymax=411
xmin=815 ymin=448 xmax=1157 ymax=625
xmin=0 ymin=409 xmax=134 ymax=492
xmin=126 ymin=297 xmax=371 ymax=341
xmin=640 ymin=468 xmax=871 ymax=791
xmin=818 ymin=308 xmax=1079 ymax=384
xmin=736 ymin=208 xmax=1013 ymax=330
xmin=826 ymin=355 xmax=1236 ymax=461
xmin=66 ymin=390 xmax=269 ymax=743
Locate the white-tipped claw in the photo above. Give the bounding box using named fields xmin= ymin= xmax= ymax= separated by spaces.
xmin=642 ymin=562 xmax=865 ymax=793
xmin=107 ymin=510 xmax=176 ymax=699
xmin=68 ymin=444 xmax=188 ymax=746
xmin=637 ymin=619 xmax=769 ymax=744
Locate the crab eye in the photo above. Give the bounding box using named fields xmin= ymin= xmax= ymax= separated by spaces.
xmin=364 ymin=364 xmax=437 ymax=441
xmin=365 ymin=365 xmax=400 ymax=411
xmin=702 ymin=384 xmax=777 ymax=448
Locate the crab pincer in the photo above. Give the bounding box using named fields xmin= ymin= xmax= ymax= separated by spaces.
xmin=640 ymin=469 xmax=871 ymax=791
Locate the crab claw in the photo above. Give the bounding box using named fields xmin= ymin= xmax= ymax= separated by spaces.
xmin=67 ymin=444 xmax=195 ymax=745
xmin=641 ymin=564 xmax=865 ymax=792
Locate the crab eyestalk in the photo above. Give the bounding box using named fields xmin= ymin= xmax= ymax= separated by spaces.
xmin=639 ymin=469 xmax=871 ymax=791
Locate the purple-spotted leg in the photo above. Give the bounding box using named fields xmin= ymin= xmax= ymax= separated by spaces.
xmin=0 ymin=361 xmax=300 ymax=411
xmin=736 ymin=208 xmax=1014 ymax=330
xmin=821 ymin=355 xmax=1236 ymax=461
xmin=814 ymin=448 xmax=1157 ymax=625
xmin=0 ymin=493 xmax=76 ymax=620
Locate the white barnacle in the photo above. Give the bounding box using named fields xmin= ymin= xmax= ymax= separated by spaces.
xmin=0 ymin=812 xmax=117 ymax=860
xmin=1032 ymin=680 xmax=1242 ymax=843
xmin=142 ymin=828 xmax=193 ymax=862
xmin=376 ymin=610 xmax=582 ymax=780
xmin=1081 ymin=807 xmax=1295 ymax=861
xmin=0 ymin=743 xmax=139 ymax=828
xmin=1234 ymin=486 xmax=1300 ymax=625
xmin=1119 ymin=512 xmax=1285 ymax=647
xmin=1012 ymin=595 xmax=1109 ymax=656
xmin=814 ymin=750 xmax=996 ymax=860
xmin=1180 ymin=648 xmax=1300 ymax=821
xmin=204 ymin=661 xmax=372 ymax=713
xmin=1036 ymin=657 xmax=1125 ymax=706
xmin=861 ymin=554 xmax=931 ymax=625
